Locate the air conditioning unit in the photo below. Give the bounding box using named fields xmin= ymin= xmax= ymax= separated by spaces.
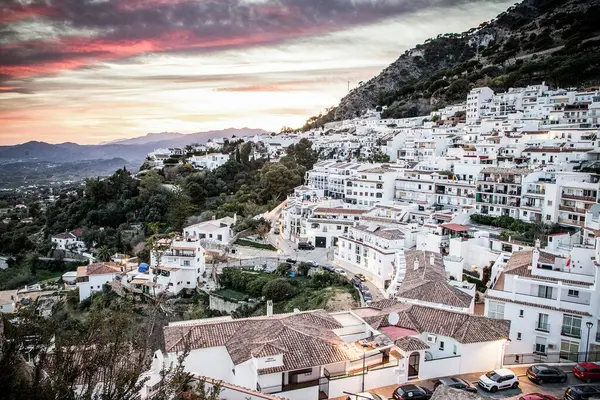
xmin=548 ymin=344 xmax=556 ymax=350
xmin=427 ymin=334 xmax=437 ymax=344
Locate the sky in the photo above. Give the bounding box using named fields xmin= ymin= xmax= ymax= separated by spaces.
xmin=0 ymin=0 xmax=514 ymax=145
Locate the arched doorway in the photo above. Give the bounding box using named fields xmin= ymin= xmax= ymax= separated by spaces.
xmin=408 ymin=352 xmax=420 ymax=379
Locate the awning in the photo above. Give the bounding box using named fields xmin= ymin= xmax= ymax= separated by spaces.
xmin=130 ymin=278 xmax=149 ymax=285
xmin=441 ymin=223 xmax=474 ymax=232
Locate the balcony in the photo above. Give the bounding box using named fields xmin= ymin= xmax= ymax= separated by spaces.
xmin=257 ymin=377 xmax=327 ymax=394
xmin=561 ymin=325 xmax=582 ymax=339
xmin=558 ymin=218 xmax=584 ymax=227
xmin=535 ymin=321 xmax=550 ymax=332
xmin=559 ymin=205 xmax=587 ymax=214
xmin=562 ymin=193 xmax=596 ymax=202
xmin=526 ymin=189 xmax=546 ymax=196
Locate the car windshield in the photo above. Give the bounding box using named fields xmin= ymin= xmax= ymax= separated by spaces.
xmin=485 ymin=371 xmax=501 ymax=382
xmin=576 ymin=365 xmax=587 ymax=371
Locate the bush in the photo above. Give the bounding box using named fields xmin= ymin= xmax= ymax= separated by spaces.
xmin=276 ymin=263 xmax=292 ymax=276
xmin=234 ymin=239 xmax=276 ymax=251
xmin=262 ymin=279 xmax=295 ymax=301
xmin=296 ymin=262 xmax=311 ymax=277
xmin=246 ymin=276 xmax=271 ymax=297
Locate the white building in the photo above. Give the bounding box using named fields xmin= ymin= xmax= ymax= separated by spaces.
xmin=189 ymin=153 xmax=230 ymax=170
xmin=183 ymin=216 xmax=236 ymax=246
xmin=485 ymin=234 xmax=600 ymax=362
xmin=149 ymin=237 xmax=206 ymax=296
xmin=345 ymin=166 xmax=402 ymax=206
xmin=466 ymin=87 xmax=494 ymax=124
xmin=75 ymin=262 xmax=122 ymax=302
xmin=51 ymin=230 xmax=86 ymax=252
xmin=157 ymin=302 xmax=509 ymax=400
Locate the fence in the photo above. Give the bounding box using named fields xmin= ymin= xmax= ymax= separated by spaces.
xmin=504 ymin=351 xmax=600 ymax=366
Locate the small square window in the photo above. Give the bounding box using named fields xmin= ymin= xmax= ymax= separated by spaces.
xmin=568 ymin=289 xmax=579 ymax=297
xmin=519 ymin=310 xmax=524 ymax=318
xmin=517 ymin=333 xmax=522 ymax=341
xmin=439 ymin=341 xmax=445 ymax=351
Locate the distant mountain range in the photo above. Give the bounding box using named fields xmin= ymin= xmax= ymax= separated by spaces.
xmin=0 ymin=128 xmax=269 ymax=166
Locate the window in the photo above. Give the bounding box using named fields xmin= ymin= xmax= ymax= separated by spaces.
xmin=560 ymin=340 xmax=579 ymax=361
xmin=538 ymin=285 xmax=553 ymax=299
xmin=535 ymin=337 xmax=547 ymax=354
xmin=562 ymin=315 xmax=582 ymax=338
xmin=519 ymin=310 xmax=524 ymax=318
xmin=537 ymin=313 xmax=549 ymax=331
xmin=439 ymin=341 xmax=445 ymax=351
xmin=568 ymin=289 xmax=579 ymax=297
xmin=488 ymin=301 xmax=505 ymax=319
xmin=517 ymin=333 xmax=522 ymax=341
xmin=453 ymin=344 xmax=457 ymax=355
xmin=183 ymin=260 xmax=190 ymax=267
xmin=547 ymin=200 xmax=553 ymax=206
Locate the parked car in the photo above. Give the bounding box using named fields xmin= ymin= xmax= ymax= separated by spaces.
xmin=573 ymin=362 xmax=600 ymax=383
xmin=519 ymin=394 xmax=558 ymax=400
xmin=334 ymin=268 xmax=346 ymax=275
xmin=392 ymin=384 xmax=433 ymax=400
xmin=285 ymin=258 xmax=296 ymax=264
xmin=358 ymin=283 xmax=370 ymax=293
xmin=351 ymin=276 xmax=361 ymax=286
xmin=564 ymin=385 xmax=600 ymax=400
xmin=322 ymin=264 xmax=335 ymax=272
xmin=345 ymin=393 xmax=384 ymax=400
xmin=355 ymin=273 xmax=366 ymax=282
xmin=478 ymin=368 xmax=518 ymax=392
xmin=297 ymin=242 xmax=314 ymax=250
xmin=433 ymin=377 xmax=477 ymax=393
xmin=526 ymin=364 xmax=568 ymax=384
xmin=362 ymin=292 xmax=373 ymax=303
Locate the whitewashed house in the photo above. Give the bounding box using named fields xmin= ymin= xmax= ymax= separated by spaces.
xmin=51 ymin=230 xmax=86 ymax=252
xmin=183 ymin=216 xmax=236 ymax=246
xmin=189 ymin=153 xmax=230 ymax=170
xmin=75 ymin=262 xmax=122 ymax=302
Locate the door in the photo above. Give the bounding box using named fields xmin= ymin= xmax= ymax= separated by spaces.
xmin=500 ymin=375 xmax=514 ymax=389
xmin=408 ymin=352 xmax=420 ymax=378
xmin=315 ymin=236 xmax=327 ymax=248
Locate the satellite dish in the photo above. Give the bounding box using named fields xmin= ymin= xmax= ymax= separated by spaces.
xmin=388 ymin=312 xmax=400 ymax=326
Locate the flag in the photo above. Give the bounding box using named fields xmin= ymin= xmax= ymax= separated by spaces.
xmin=566 ymin=257 xmax=571 ymax=268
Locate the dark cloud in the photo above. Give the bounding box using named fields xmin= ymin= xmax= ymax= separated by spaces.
xmin=0 ymin=0 xmax=489 ymax=80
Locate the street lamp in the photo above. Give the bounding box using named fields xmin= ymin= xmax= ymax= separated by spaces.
xmin=585 ymin=321 xmax=594 ymax=362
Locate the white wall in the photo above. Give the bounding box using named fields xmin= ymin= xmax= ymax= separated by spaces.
xmin=460 ymin=341 xmax=504 ymax=373
xmin=281 ymin=386 xmax=319 ymax=400
xmin=234 ymin=360 xmax=256 ymax=392
xmin=184 ymin=347 xmax=235 ymax=383
xmin=420 ymin=356 xmax=461 ymax=380
xmin=328 ymin=366 xmax=400 ymax=398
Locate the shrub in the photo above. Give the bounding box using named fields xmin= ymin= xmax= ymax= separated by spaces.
xmin=246 ymin=276 xmax=271 ymax=297
xmin=296 ymin=262 xmax=311 ymax=277
xmin=276 ymin=263 xmax=292 ymax=276
xmin=262 ymin=279 xmax=295 ymax=302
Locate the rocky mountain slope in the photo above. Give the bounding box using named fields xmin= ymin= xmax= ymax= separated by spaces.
xmin=307 ymin=0 xmax=600 ymax=126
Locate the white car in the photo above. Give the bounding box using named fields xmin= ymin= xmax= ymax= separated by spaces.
xmin=334 ymin=268 xmax=346 ymax=275
xmin=345 ymin=393 xmax=383 ymax=400
xmin=478 ymin=368 xmax=518 ymax=392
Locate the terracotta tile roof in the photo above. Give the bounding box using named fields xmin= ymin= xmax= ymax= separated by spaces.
xmin=395 ymin=336 xmax=430 ymax=352
xmin=354 ymin=225 xmax=405 ymax=240
xmin=164 ymin=310 xmax=365 ymax=373
xmin=359 ymin=301 xmax=509 ymax=344
xmin=397 ymin=251 xmax=473 ymax=309
xmin=485 ymin=296 xmax=591 ymax=316
xmin=313 ymin=208 xmax=367 ymax=215
xmin=480 ymin=167 xmax=533 ymax=175
xmin=52 ymin=232 xmax=75 ymax=240
xmin=78 ymin=262 xmax=121 ymax=277
xmin=501 ymin=250 xmax=591 ymax=286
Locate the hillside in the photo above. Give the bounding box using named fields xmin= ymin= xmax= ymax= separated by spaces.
xmin=305 ymin=0 xmax=600 ymax=126
xmin=0 ymin=128 xmax=269 ymax=166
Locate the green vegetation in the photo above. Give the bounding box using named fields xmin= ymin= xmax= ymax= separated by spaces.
xmin=470 ymin=213 xmax=564 ymax=245
xmin=299 ymin=0 xmax=600 ymax=124
xmin=234 ymin=238 xmax=277 ymax=251
xmin=217 ymin=266 xmax=358 ymax=315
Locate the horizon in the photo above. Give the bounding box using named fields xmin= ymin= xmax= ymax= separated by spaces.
xmin=0 ymin=0 xmax=513 ymax=146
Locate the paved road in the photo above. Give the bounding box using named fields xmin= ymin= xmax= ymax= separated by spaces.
xmin=352 ymin=365 xmax=581 ymax=400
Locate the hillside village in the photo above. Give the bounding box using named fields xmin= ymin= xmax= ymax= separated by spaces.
xmin=2 ymin=82 xmax=600 ymax=399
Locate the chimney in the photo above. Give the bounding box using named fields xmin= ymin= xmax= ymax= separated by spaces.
xmin=531 ymin=241 xmax=540 ymax=270
xmin=430 ymin=253 xmax=436 ymax=266
xmin=413 ymin=259 xmax=420 ymax=271
xmin=267 ymin=300 xmax=273 ymax=317
xmin=212 ymin=215 xmax=216 ymax=220
xmin=233 ymin=212 xmax=237 ymax=225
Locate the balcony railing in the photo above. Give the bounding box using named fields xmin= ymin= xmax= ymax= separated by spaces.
xmin=559 ymin=205 xmax=587 ymax=214
xmin=257 ymin=377 xmax=328 ymax=394
xmin=558 ymin=218 xmax=584 ymax=227
xmin=562 ymin=193 xmax=596 ymax=202
xmin=535 ymin=321 xmax=550 ymax=332
xmin=561 ymin=325 xmax=582 ymax=339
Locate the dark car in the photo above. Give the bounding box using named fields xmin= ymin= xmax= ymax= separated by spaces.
xmin=322 ymin=264 xmax=335 ymax=272
xmin=297 ymin=242 xmax=314 ymax=250
xmin=351 ymin=276 xmax=361 ymax=286
xmin=434 ymin=377 xmax=477 ymax=393
xmin=285 ymin=258 xmax=297 ymax=264
xmin=519 ymin=394 xmax=558 ymax=400
xmin=526 ymin=364 xmax=568 ymax=384
xmin=392 ymin=384 xmax=433 ymax=400
xmin=573 ymin=362 xmax=600 ymax=383
xmin=362 ymin=291 xmax=373 ymax=302
xmin=358 ymin=283 xmax=370 ymax=293
xmin=564 ymin=385 xmax=600 ymax=400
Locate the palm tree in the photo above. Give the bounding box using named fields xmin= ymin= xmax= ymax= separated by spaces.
xmin=97 ymin=246 xmax=112 ymax=262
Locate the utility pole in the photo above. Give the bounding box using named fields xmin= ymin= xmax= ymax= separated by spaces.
xmin=348 ymin=80 xmax=350 ymax=92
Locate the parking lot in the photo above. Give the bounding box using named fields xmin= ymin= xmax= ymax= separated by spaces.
xmin=342 ymin=365 xmax=586 ymax=399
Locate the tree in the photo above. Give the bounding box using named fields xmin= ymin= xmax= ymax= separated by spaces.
xmin=168 ymin=188 xmax=193 ymax=232
xmin=276 ymin=263 xmax=291 ymax=277
xmin=262 ymin=278 xmax=295 ymax=301
xmin=260 ymin=163 xmax=304 ymax=201
xmin=97 ymin=246 xmax=113 ymax=262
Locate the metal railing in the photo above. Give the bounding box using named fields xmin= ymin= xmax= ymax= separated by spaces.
xmin=504 ymin=351 xmax=600 ymax=365
xmin=535 ymin=321 xmax=550 ymax=332
xmin=561 ymin=325 xmax=582 ymax=339
xmin=257 ymin=377 xmax=328 ymax=394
